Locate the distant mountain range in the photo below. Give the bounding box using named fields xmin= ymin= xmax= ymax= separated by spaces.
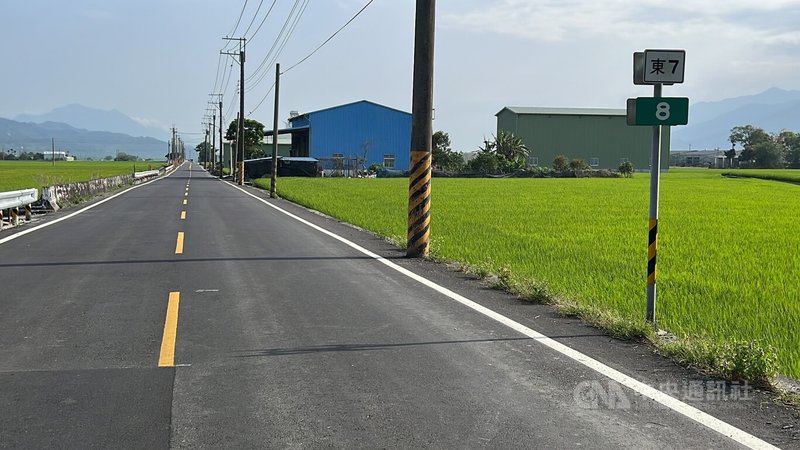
xmin=15 ymin=104 xmax=170 ymax=141
xmin=4 ymin=91 xmax=799 ymax=157
xmin=671 ymin=87 xmax=800 ymax=150
xmin=0 ymin=118 xmax=168 ymax=160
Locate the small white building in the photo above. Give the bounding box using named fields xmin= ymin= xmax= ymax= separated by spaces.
xmin=43 ymin=151 xmax=68 ymax=160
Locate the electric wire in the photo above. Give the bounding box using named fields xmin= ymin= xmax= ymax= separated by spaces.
xmin=247 ymin=80 xmax=277 ymax=115
xmin=223 ymin=0 xmax=249 ymax=51
xmin=211 ymin=54 xmax=224 ymax=94
xmin=244 ymin=0 xmax=304 ymax=84
xmin=247 ymin=0 xmax=374 ymax=114
xmin=245 ymin=0 xmax=309 ymax=92
xmin=283 ymin=0 xmax=375 ymax=75
xmin=245 ymin=0 xmax=278 ymax=43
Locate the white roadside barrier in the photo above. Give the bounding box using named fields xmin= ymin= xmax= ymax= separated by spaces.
xmin=0 ymin=188 xmax=37 ymax=228
xmin=133 ymin=170 xmax=160 ymax=179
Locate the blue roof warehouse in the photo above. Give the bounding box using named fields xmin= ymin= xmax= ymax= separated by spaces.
xmin=267 ymin=100 xmax=412 ymax=172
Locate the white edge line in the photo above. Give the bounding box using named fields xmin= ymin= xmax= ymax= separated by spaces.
xmin=228 ymin=182 xmax=778 ymax=450
xmin=0 ymin=163 xmax=183 ymax=246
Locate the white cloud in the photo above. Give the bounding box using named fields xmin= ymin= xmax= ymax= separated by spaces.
xmin=131 ymin=116 xmax=168 ymax=131
xmin=443 ymin=0 xmax=800 ymax=44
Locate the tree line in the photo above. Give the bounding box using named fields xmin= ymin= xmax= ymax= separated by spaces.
xmin=433 ymin=130 xmax=633 ymax=176
xmin=729 ymin=125 xmax=800 ymax=168
xmin=0 ymin=150 xmax=142 ymax=161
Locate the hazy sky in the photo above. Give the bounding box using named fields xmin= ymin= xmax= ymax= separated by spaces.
xmin=3 ymin=0 xmax=800 ymax=150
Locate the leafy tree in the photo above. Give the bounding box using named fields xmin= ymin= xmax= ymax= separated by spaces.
xmin=225 ymin=118 xmax=266 ymax=160
xmin=432 ymin=131 xmax=464 ymax=172
xmin=569 ymin=159 xmax=589 ymax=171
xmin=467 ymin=150 xmax=500 ymax=174
xmin=104 ymin=155 xmax=114 ymax=161
xmin=723 ymin=148 xmax=737 ymax=166
xmin=730 ymin=125 xmax=788 ymax=168
xmin=778 ymin=130 xmax=800 ymax=168
xmin=467 ymin=132 xmax=527 ymax=173
xmin=749 ymin=141 xmax=785 ymax=168
xmin=618 ymin=161 xmax=634 ymax=177
xmin=552 ymin=155 xmax=569 ymax=172
xmin=494 ymin=130 xmax=529 ymax=168
xmin=195 ymin=141 xmax=212 ymax=163
xmin=729 ymin=125 xmax=772 ymax=150
xmin=114 ymin=152 xmax=138 ymax=161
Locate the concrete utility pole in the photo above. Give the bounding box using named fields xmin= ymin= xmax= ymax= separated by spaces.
xmin=211 ymin=113 xmax=216 ymax=172
xmin=171 ymin=126 xmax=177 ymax=164
xmin=222 ymin=37 xmax=246 ymax=184
xmin=203 ymin=124 xmax=209 ymax=168
xmin=270 ymin=63 xmax=280 ymax=198
xmin=406 ymin=0 xmax=435 ymax=258
xmin=219 ymin=100 xmax=224 ymax=177
xmin=210 ymin=93 xmax=223 ymax=177
xmin=238 ymin=44 xmax=245 ymax=185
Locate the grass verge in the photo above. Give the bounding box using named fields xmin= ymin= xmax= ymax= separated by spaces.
xmin=254 ymin=173 xmax=798 ymax=389
xmin=721 ymin=169 xmax=800 ymax=184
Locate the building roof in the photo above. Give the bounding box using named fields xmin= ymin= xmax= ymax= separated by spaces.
xmin=243 ymin=156 xmax=318 ymax=162
xmin=496 ymin=106 xmax=626 ymax=117
xmin=289 ymin=100 xmax=410 ymax=122
xmin=262 ymin=126 xmax=309 ymax=136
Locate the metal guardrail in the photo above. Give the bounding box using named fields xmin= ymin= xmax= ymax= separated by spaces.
xmin=133 ymin=170 xmax=159 ymax=179
xmin=0 ymin=188 xmax=37 ymax=227
xmin=0 ymin=188 xmax=37 ymax=210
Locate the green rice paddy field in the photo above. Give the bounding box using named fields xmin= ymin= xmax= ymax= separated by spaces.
xmin=0 ymin=160 xmax=165 ymax=193
xmin=264 ymin=170 xmax=800 ymax=378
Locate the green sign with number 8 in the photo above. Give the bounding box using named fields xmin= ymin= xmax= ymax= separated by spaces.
xmin=627 ymin=97 xmax=689 ymax=126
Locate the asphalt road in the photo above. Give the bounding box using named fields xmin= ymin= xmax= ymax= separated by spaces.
xmin=0 ymin=162 xmax=797 ymax=449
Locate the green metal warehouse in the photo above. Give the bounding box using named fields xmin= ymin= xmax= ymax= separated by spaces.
xmin=496 ymin=107 xmax=670 ymax=171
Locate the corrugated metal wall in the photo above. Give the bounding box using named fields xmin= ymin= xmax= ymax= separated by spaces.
xmin=497 ymin=110 xmax=670 ymax=171
xmin=308 ymin=101 xmax=412 ymax=170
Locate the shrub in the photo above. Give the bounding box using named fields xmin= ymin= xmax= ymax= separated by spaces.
xmin=619 ymin=161 xmax=634 ymax=177
xmin=552 ymin=155 xmax=568 ymax=172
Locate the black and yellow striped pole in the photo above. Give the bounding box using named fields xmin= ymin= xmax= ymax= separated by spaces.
xmin=407 ymin=0 xmax=435 ymax=258
xmin=646 ymin=83 xmax=663 ymax=325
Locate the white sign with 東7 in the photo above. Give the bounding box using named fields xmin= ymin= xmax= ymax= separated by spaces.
xmin=643 ymin=49 xmax=685 ymax=84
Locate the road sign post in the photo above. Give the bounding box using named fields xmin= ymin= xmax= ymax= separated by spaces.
xmin=646 ymin=83 xmax=662 ymax=325
xmin=629 ymin=49 xmax=688 ymax=327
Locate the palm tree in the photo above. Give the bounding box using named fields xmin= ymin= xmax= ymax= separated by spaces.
xmin=494 ymin=130 xmax=529 ymax=165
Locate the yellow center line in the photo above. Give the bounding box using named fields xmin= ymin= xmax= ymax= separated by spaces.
xmin=183 ymin=199 xmax=188 ymax=205
xmin=158 ymin=291 xmax=181 ymax=367
xmin=175 ymin=231 xmax=184 ymax=254
xmin=180 ymin=211 xmax=186 ymax=220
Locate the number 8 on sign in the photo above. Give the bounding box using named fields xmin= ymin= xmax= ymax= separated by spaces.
xmin=655 ymin=102 xmax=671 ymax=121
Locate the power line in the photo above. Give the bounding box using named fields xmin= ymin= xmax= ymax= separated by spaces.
xmin=252 ymin=0 xmax=375 ymax=113
xmin=248 ymin=80 xmax=277 ymax=115
xmin=245 ymin=0 xmax=278 ymax=42
xmin=246 ymin=0 xmax=309 ymax=92
xmin=244 ymin=0 xmax=304 ymax=85
xmin=211 ymin=54 xmax=224 ymax=94
xmin=241 ymin=0 xmax=265 ymax=39
xmin=283 ymin=0 xmax=375 ymax=75
xmin=224 ymin=0 xmax=249 ymax=47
